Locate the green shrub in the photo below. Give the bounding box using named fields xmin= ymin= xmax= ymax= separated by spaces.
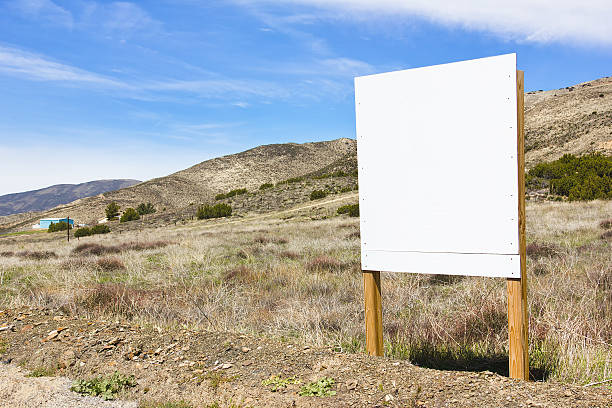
xmin=48 ymin=221 xmax=72 ymax=233
xmin=215 ymin=188 xmax=247 ymax=200
xmin=120 ymin=208 xmax=140 ymax=223
xmin=136 ymin=203 xmax=156 ymax=215
xmin=91 ymin=224 xmax=111 ymax=234
xmin=70 ymin=372 xmax=136 ymax=400
xmin=527 ymin=154 xmax=611 ymax=201
xmin=299 ymin=377 xmax=336 ymax=397
xmin=74 ymin=227 xmax=91 ymax=238
xmin=259 ymin=183 xmax=273 ymax=190
xmin=105 ymin=202 xmax=120 ymax=220
xmin=337 ymin=204 xmax=359 ymax=217
xmin=310 ymin=190 xmax=327 ymax=200
xmin=196 ymin=203 xmax=232 ymax=219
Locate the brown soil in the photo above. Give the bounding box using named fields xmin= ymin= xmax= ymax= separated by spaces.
xmin=1 ymin=308 xmax=610 ymax=407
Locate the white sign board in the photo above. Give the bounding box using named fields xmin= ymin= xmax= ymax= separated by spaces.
xmin=355 ymin=53 xmax=520 ymax=278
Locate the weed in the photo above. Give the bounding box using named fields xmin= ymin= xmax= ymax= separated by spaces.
xmin=0 ymin=338 xmax=7 ymax=354
xmin=253 ymin=236 xmax=288 ymax=244
xmin=26 ymin=366 xmax=57 ymax=377
xmin=526 ymin=242 xmax=561 ymax=259
xmin=298 ymin=377 xmax=336 ymax=397
xmin=599 ymin=219 xmax=612 ymax=229
xmin=16 ymin=251 xmax=57 ymax=260
xmin=70 ymin=371 xmax=136 ymax=400
xmin=278 ymin=250 xmax=300 ymax=259
xmin=261 ymin=374 xmax=300 ymax=392
xmin=206 ymin=372 xmax=238 ymax=389
xmin=306 ymin=256 xmax=345 ymax=272
xmin=96 ymin=257 xmax=126 ymax=271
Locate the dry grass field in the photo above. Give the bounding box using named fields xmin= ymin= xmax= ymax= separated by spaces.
xmin=0 ymin=197 xmax=610 ymax=388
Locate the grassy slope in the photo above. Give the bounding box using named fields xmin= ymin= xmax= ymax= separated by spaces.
xmin=0 ymin=197 xmax=610 ymax=384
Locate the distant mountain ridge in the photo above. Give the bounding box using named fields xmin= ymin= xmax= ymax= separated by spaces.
xmin=0 ymin=179 xmax=141 ymax=216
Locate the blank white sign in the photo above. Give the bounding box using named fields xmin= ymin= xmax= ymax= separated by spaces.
xmin=355 ymin=53 xmax=520 ymax=278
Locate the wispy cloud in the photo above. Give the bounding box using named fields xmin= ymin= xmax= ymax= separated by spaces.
xmin=0 ymin=45 xmax=124 ymax=86
xmin=238 ymin=0 xmax=612 ymax=46
xmin=0 ymin=43 xmax=362 ymax=103
xmin=10 ymin=0 xmax=73 ymax=28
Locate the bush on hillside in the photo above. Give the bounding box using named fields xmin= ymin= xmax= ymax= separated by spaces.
xmin=105 ymin=202 xmax=120 ymax=220
xmin=310 ymin=190 xmax=327 ymax=200
xmin=215 ymin=188 xmax=247 ymax=200
xmin=91 ymin=225 xmax=111 ymax=234
xmin=136 ymin=203 xmax=156 ymax=215
xmin=259 ymin=183 xmax=273 ymax=190
xmin=120 ymin=208 xmax=140 ymax=223
xmin=526 ymin=154 xmax=611 ymax=200
xmin=196 ymin=203 xmax=232 ymax=219
xmin=48 ymin=221 xmax=72 ymax=233
xmin=74 ymin=227 xmax=91 ymax=238
xmin=337 ymin=203 xmax=359 ymax=217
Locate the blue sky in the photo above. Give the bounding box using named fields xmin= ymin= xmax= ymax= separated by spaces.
xmin=1 ymin=0 xmax=611 ymax=195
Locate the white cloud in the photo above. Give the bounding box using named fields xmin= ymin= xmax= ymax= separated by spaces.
xmin=242 ymin=0 xmax=612 ymax=46
xmin=0 ymin=45 xmax=125 ymax=86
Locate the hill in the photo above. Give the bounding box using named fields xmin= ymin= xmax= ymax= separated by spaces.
xmin=524 ymin=75 xmax=612 ymax=167
xmin=0 ymin=179 xmax=141 ymax=216
xmin=1 ymin=138 xmax=355 ymax=228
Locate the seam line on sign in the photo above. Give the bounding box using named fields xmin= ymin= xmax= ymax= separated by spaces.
xmin=364 ymin=249 xmax=519 ymax=256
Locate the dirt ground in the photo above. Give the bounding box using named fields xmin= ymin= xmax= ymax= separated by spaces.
xmin=1 ymin=307 xmax=610 ymax=407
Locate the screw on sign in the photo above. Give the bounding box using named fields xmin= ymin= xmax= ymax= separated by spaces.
xmin=354 ymin=54 xmax=529 ymax=380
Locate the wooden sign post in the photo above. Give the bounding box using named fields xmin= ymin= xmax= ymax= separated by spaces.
xmin=357 ymin=56 xmax=529 ymax=380
xmin=507 ymin=70 xmax=529 ymax=380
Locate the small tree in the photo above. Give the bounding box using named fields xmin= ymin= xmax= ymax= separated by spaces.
xmin=136 ymin=202 xmax=156 ymax=215
xmin=105 ymin=202 xmax=120 ymax=221
xmin=196 ymin=203 xmax=232 ymax=219
xmin=48 ymin=221 xmax=72 ymax=233
xmin=120 ymin=208 xmax=140 ymax=223
xmin=74 ymin=227 xmax=91 ymax=238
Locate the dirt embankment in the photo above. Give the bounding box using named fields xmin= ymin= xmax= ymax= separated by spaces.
xmin=1 ymin=308 xmax=610 ymax=407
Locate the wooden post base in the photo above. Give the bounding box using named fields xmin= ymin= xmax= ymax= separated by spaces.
xmin=363 ymin=270 xmax=383 ymax=356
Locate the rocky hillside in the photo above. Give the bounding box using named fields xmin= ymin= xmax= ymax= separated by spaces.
xmin=2 ymin=138 xmax=355 ymax=228
xmin=525 ymin=75 xmax=612 ymax=167
xmin=0 ymin=180 xmax=140 ymax=216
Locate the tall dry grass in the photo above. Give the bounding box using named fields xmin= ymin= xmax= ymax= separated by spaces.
xmin=0 ymin=200 xmax=610 ymax=384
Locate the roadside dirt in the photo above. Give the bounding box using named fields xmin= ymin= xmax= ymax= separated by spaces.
xmin=1 ymin=307 xmax=610 ymax=407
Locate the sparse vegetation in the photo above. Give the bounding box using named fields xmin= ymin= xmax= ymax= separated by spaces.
xmin=105 ymin=202 xmax=120 ymax=221
xmin=196 ymin=203 xmax=232 ymax=219
xmin=70 ymin=372 xmax=136 ymax=400
xmin=261 ymin=375 xmax=300 ymax=392
xmin=259 ymin=183 xmax=273 ymax=190
xmin=136 ymin=202 xmax=156 ymax=215
xmin=215 ymin=188 xmax=247 ymax=200
xmin=120 ymin=208 xmax=141 ymax=223
xmin=1 ymin=200 xmax=610 ymax=386
xmin=310 ymin=190 xmax=327 ymax=200
xmin=299 ymin=377 xmax=336 ymax=397
xmin=26 ymin=366 xmax=57 ymax=377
